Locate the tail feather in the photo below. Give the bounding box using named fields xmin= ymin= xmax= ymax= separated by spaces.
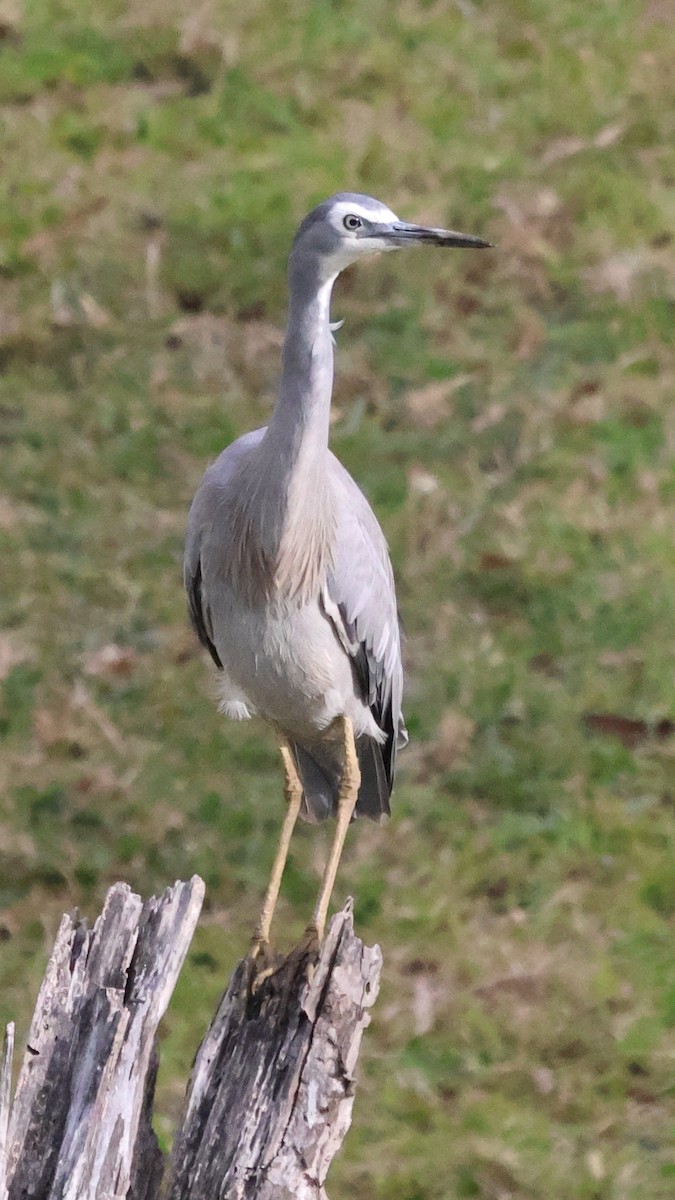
xmin=292 ymin=742 xmax=338 ymax=824
xmin=289 ymin=736 xmax=391 ymax=824
xmin=354 ymin=737 xmax=391 ymax=822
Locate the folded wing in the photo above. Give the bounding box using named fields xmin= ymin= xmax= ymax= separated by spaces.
xmin=321 ymin=453 xmax=408 ymax=796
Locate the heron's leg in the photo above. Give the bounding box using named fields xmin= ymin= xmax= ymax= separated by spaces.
xmin=250 ymin=740 xmax=303 ymax=957
xmin=307 ymin=716 xmax=361 ymax=942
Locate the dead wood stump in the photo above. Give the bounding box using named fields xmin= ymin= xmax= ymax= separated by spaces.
xmin=0 ymin=879 xmax=381 ymax=1200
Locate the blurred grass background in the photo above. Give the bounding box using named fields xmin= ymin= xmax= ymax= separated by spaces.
xmin=1 ymin=0 xmax=674 ymax=1195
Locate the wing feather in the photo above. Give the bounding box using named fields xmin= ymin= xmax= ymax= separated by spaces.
xmin=183 ymin=428 xmax=266 ymax=669
xmin=323 ymin=453 xmax=407 ymax=790
xmin=185 ymin=555 xmax=222 ymax=668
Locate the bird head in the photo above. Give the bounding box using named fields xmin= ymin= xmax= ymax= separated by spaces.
xmin=291 ymin=192 xmax=491 ymax=280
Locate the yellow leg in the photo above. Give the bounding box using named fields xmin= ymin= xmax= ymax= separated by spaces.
xmin=307 ymin=716 xmax=361 ymax=941
xmin=250 ymin=741 xmax=303 ymax=956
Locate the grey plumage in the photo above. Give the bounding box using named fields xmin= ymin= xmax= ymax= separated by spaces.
xmin=185 ymin=192 xmax=490 ymax=826
xmin=184 ymin=427 xmax=406 ymax=822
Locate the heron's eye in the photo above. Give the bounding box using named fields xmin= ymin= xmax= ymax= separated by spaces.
xmin=343 ymin=214 xmax=363 ymax=232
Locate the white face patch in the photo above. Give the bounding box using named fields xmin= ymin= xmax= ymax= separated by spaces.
xmin=321 ymin=199 xmax=402 ymax=276
xmin=327 ymin=199 xmax=399 ymax=233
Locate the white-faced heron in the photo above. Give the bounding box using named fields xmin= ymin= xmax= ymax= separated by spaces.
xmin=184 ymin=193 xmax=490 ymax=955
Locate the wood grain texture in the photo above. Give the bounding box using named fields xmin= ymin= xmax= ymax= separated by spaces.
xmin=168 ymin=900 xmax=382 ymax=1200
xmin=0 ymin=1022 xmax=14 ymax=1200
xmin=3 ymin=884 xmax=380 ymax=1200
xmin=5 ymin=877 xmax=204 ymax=1200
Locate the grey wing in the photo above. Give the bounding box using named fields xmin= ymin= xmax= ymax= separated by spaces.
xmin=323 ymin=453 xmax=408 ymax=791
xmin=184 ymin=427 xmax=266 ymax=669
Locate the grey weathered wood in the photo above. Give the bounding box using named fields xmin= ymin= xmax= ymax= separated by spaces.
xmin=129 ymin=1045 xmax=165 ymax=1200
xmin=0 ymin=1022 xmax=14 ymax=1200
xmin=3 ymin=882 xmax=381 ymax=1200
xmin=167 ymin=900 xmax=382 ymax=1200
xmin=5 ymin=877 xmax=204 ymax=1200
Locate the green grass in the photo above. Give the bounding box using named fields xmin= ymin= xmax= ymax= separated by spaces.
xmin=1 ymin=1 xmax=675 ymax=1196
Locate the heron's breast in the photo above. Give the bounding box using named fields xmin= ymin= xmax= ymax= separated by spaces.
xmin=212 ymin=595 xmax=354 ymax=734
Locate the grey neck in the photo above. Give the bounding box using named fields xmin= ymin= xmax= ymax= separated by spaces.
xmin=238 ymin=249 xmax=337 ymax=600
xmin=264 ymin=249 xmax=336 ymax=471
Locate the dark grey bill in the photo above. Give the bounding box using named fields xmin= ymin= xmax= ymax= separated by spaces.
xmin=366 ymin=221 xmax=492 ymax=249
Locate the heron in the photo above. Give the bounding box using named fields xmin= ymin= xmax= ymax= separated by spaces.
xmin=184 ymin=192 xmax=490 ymax=959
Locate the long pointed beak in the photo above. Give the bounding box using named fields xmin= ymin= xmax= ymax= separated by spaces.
xmin=367 ymin=221 xmax=492 ymax=249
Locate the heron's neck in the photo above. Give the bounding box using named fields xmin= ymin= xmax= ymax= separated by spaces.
xmin=239 ymin=255 xmax=337 ymax=601
xmin=266 ymin=254 xmax=336 ymax=472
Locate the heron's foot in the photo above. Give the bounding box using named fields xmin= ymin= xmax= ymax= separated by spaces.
xmin=281 ymin=924 xmax=321 ymax=982
xmin=249 ymin=933 xmax=272 ymax=962
xmin=246 ymin=935 xmax=277 ymax=992
xmin=300 ymin=923 xmax=321 ymax=954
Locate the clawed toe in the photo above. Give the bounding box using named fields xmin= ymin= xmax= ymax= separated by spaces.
xmin=247 ymin=937 xmax=277 ymax=994
xmin=298 ymin=924 xmax=321 ymax=956
xmin=250 ymin=927 xmax=321 ymax=992
xmin=282 ymin=925 xmax=321 ymax=979
xmin=249 ymin=935 xmax=272 ymax=963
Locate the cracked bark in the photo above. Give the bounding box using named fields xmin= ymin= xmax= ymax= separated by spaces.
xmin=167 ymin=899 xmax=382 ymax=1200
xmin=0 ymin=882 xmax=381 ymax=1200
xmin=2 ymin=877 xmax=203 ymax=1200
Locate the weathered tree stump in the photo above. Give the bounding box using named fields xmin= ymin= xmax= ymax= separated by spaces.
xmin=0 ymin=878 xmax=381 ymax=1200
